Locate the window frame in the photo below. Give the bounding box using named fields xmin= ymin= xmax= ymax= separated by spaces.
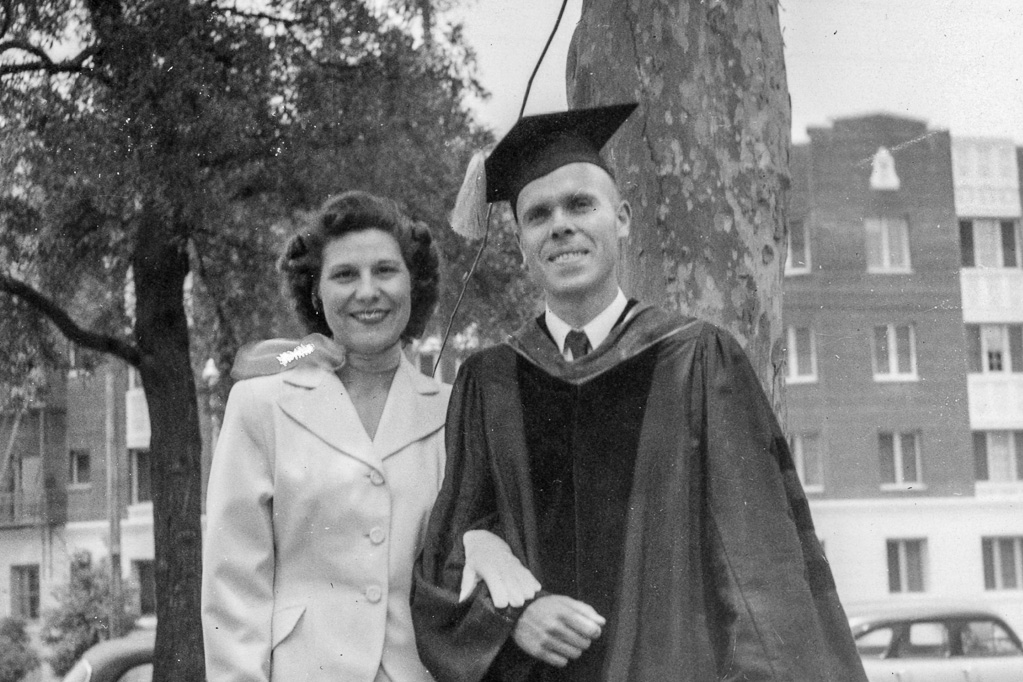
xmin=417 ymin=351 xmax=437 ymax=378
xmin=887 ymin=538 xmax=927 ymax=593
xmin=960 ymin=218 xmax=1022 ymax=268
xmin=133 ymin=559 xmax=157 ymax=615
xmin=984 ymin=324 xmax=1020 ymax=374
xmin=982 ymin=536 xmax=1023 ymax=591
xmin=785 ymin=325 xmax=818 ymax=384
xmin=865 ymin=217 xmax=912 ymax=273
xmin=129 ymin=448 xmax=152 ymax=505
xmin=789 ymin=432 xmax=824 ymax=493
xmin=785 ymin=219 xmax=812 ymax=276
xmin=10 ymin=564 xmax=40 ymax=619
xmin=973 ymin=431 xmax=1023 ymax=483
xmin=872 ymin=323 xmax=919 ymax=382
xmin=68 ymin=448 xmax=91 ymax=488
xmin=879 ymin=430 xmax=925 ymax=490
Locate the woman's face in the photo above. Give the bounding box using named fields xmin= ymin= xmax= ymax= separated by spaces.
xmin=317 ymin=228 xmax=412 ymax=357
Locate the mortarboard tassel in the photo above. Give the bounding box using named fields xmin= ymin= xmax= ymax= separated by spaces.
xmin=449 ymin=149 xmax=489 ymax=240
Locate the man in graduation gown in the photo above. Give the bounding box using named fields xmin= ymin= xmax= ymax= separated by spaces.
xmin=411 ymin=104 xmax=867 ymax=682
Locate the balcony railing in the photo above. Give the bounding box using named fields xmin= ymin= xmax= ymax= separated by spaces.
xmin=960 ymin=268 xmax=1023 ymax=323
xmin=968 ymin=373 xmax=1023 ymax=430
xmin=0 ymin=486 xmax=67 ymax=528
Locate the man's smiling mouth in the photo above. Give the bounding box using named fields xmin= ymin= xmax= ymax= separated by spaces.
xmin=549 ymin=250 xmax=588 ymax=264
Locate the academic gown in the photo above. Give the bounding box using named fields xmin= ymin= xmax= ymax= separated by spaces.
xmin=411 ymin=304 xmax=867 ymax=682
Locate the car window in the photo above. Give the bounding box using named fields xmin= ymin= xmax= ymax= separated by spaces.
xmin=61 ymin=659 xmax=92 ymax=682
xmin=117 ymin=663 xmax=153 ymax=682
xmin=960 ymin=620 xmax=1023 ymax=657
xmin=892 ymin=622 xmax=950 ymax=658
xmin=855 ymin=627 xmax=894 ymax=658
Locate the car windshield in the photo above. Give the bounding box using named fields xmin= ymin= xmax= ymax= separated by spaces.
xmin=855 ymin=626 xmax=893 ymax=659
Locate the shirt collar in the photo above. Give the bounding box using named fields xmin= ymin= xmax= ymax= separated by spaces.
xmin=545 ymin=289 xmax=628 ymax=360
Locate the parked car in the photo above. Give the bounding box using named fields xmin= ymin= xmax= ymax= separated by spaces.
xmin=848 ymin=602 xmax=1023 ymax=682
xmin=61 ymin=628 xmax=154 ymax=682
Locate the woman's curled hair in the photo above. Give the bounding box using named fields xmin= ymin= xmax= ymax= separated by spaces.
xmin=278 ymin=191 xmax=441 ymax=343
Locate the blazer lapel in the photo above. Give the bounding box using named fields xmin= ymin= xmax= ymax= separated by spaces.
xmin=277 ymin=365 xmax=379 ymax=472
xmin=373 ymin=354 xmax=448 ymax=461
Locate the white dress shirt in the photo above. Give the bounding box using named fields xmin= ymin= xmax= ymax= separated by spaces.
xmin=545 ymin=290 xmax=629 ymax=361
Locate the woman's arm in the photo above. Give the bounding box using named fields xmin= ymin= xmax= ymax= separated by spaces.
xmin=459 ymin=529 xmax=541 ymax=608
xmin=201 ymin=380 xmax=277 ymax=682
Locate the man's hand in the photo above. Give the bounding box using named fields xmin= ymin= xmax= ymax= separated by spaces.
xmin=512 ymin=595 xmax=605 ymax=667
xmin=459 ymin=529 xmax=541 ymax=608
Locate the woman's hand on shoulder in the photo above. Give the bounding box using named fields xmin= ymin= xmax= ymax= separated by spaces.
xmin=459 ymin=529 xmax=541 ymax=609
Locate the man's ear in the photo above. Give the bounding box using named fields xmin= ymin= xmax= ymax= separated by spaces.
xmin=616 ymin=199 xmax=632 ymax=238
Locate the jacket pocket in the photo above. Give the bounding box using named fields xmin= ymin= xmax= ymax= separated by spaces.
xmin=271 ymin=604 xmax=306 ymax=650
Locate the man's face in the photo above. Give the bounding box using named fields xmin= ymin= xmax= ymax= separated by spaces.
xmin=515 ymin=162 xmax=631 ymax=308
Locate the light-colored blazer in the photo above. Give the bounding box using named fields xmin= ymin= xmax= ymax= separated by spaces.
xmin=202 ymin=353 xmax=450 ymax=682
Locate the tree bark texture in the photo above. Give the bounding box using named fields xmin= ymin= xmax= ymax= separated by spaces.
xmin=567 ymin=0 xmax=790 ymax=412
xmin=132 ymin=210 xmax=205 ymax=682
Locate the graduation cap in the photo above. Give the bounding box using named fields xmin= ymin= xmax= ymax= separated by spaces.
xmin=451 ymin=102 xmax=638 ymax=239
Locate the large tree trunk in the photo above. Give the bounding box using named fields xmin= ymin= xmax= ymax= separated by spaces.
xmin=567 ymin=0 xmax=790 ymax=412
xmin=132 ymin=209 xmax=205 ymax=682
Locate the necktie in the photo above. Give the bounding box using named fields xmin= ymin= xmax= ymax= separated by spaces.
xmin=565 ymin=329 xmax=591 ymax=360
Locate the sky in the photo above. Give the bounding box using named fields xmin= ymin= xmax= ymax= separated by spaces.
xmin=452 ymin=0 xmax=1023 ymax=144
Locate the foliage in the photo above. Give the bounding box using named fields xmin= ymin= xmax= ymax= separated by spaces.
xmin=1 ymin=0 xmax=533 ymax=399
xmin=42 ymin=552 xmax=139 ymax=678
xmin=0 ymin=617 xmax=39 ymax=682
xmin=1 ymin=1 xmax=533 ymax=678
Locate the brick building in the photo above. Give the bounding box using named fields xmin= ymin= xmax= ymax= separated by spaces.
xmin=786 ymin=114 xmax=1023 ymax=631
xmin=0 ymin=374 xmax=67 ymax=623
xmin=0 ymin=360 xmax=214 ymax=622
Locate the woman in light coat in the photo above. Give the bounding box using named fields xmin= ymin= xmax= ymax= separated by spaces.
xmin=201 ymin=191 xmax=537 ymax=682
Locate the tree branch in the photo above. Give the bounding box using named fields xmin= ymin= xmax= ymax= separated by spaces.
xmin=0 ymin=42 xmax=108 ymax=83
xmin=0 ymin=274 xmax=141 ymax=366
xmin=213 ymin=5 xmax=301 ymax=28
xmin=0 ymin=38 xmax=51 ymax=63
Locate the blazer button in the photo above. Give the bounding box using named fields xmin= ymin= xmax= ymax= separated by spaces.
xmin=369 ymin=527 xmax=386 ymax=544
xmin=365 ymin=585 xmax=383 ymax=603
xmin=369 ymin=470 xmax=385 ymax=486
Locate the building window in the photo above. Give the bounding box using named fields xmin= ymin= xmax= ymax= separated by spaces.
xmin=870 ymin=147 xmax=901 ymax=191
xmin=983 ymin=537 xmax=1023 ymax=590
xmin=973 ymin=431 xmax=1023 ymax=482
xmin=129 ymin=449 xmax=152 ymax=505
xmin=872 ymin=324 xmax=918 ymax=380
xmin=68 ymin=449 xmax=91 ymax=487
xmin=418 ymin=352 xmax=436 ymax=377
xmin=785 ymin=326 xmax=818 ymax=384
xmin=879 ymin=431 xmax=922 ymax=488
xmin=133 ymin=559 xmax=157 ymax=615
xmin=960 ymin=219 xmax=1021 ymax=268
xmin=786 ymin=219 xmax=811 ymax=275
xmin=865 ymin=217 xmax=911 ymax=273
xmin=789 ymin=432 xmax=823 ymax=491
xmin=887 ymin=539 xmax=926 ymax=593
xmin=966 ymin=324 xmax=1023 ymax=373
xmin=11 ymin=564 xmax=40 ymax=619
